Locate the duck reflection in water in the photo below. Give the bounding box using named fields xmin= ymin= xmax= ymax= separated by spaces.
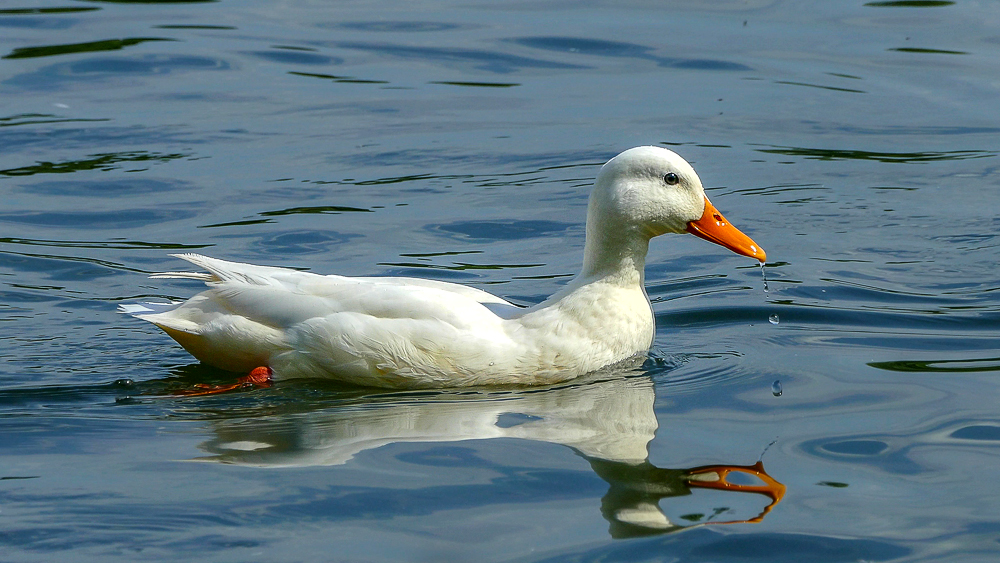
xmin=193 ymin=372 xmax=784 ymax=538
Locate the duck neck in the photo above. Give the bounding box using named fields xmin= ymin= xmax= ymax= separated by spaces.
xmin=579 ymin=221 xmax=650 ymax=289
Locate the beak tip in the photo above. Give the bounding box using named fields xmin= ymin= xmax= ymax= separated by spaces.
xmin=687 ymin=199 xmax=767 ymax=263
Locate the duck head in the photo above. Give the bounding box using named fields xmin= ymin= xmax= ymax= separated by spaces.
xmin=589 ymin=146 xmax=766 ymax=263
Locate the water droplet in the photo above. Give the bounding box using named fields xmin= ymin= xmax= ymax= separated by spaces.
xmin=114 ymin=378 xmax=135 ymax=387
xmin=769 ymin=314 xmax=779 ymax=325
xmin=760 ymin=263 xmax=769 ymax=298
xmin=771 ymin=380 xmax=782 ymax=397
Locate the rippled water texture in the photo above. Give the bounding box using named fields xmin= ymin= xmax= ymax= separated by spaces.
xmin=2 ymin=1 xmax=999 ymax=561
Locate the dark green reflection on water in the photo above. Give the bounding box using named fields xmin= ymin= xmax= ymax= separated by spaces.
xmin=0 ymin=237 xmax=210 ymax=250
xmin=289 ymin=71 xmax=388 ymax=85
xmin=260 ymin=205 xmax=373 ymax=216
xmin=429 ymin=81 xmax=520 ymax=88
xmin=309 ymin=173 xmax=446 ymax=186
xmin=399 ymin=250 xmax=482 ymax=258
xmin=756 ymin=145 xmax=994 ymax=163
xmin=865 ymin=1 xmax=955 ymax=7
xmin=889 ymin=47 xmax=968 ymax=55
xmin=153 ymin=24 xmax=235 ymax=30
xmin=3 ymin=38 xmax=174 ymax=60
xmin=774 ymin=81 xmax=866 ymax=94
xmin=198 ymin=205 xmax=372 ymax=229
xmin=79 ymin=0 xmax=216 ymax=4
xmin=198 ymin=218 xmax=275 ymax=229
xmin=868 ymin=357 xmax=1000 ymax=373
xmin=0 ymin=151 xmax=190 ymax=177
xmin=0 ymin=7 xmax=100 ymax=14
xmin=0 ymin=248 xmax=152 ymax=275
xmin=0 ymin=113 xmax=110 ymax=127
xmin=377 ymin=261 xmax=543 ymax=271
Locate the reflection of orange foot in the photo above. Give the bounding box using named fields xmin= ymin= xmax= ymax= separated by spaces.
xmin=684 ymin=461 xmax=786 ymax=524
xmin=173 ymin=366 xmax=273 ymax=396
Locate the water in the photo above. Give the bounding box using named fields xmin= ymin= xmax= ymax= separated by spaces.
xmin=2 ymin=1 xmax=1000 ymax=561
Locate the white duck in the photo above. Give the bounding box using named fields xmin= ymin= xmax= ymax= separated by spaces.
xmin=124 ymin=146 xmax=765 ymax=388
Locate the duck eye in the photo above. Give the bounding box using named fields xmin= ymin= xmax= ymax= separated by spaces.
xmin=663 ymin=172 xmax=680 ymax=185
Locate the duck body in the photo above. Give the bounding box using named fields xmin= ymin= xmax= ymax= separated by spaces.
xmin=137 ymin=253 xmax=655 ymax=387
xmin=127 ymin=146 xmax=765 ymax=388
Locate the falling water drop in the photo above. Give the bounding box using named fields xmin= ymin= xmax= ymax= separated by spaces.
xmin=771 ymin=380 xmax=782 ymax=397
xmin=768 ymin=314 xmax=779 ymax=325
xmin=760 ymin=263 xmax=769 ymax=298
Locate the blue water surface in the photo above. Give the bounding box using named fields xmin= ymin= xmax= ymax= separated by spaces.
xmin=2 ymin=1 xmax=1000 ymax=561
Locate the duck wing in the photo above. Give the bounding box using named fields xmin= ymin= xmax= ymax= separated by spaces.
xmin=135 ymin=253 xmax=519 ymax=328
xmin=127 ymin=254 xmax=524 ymax=384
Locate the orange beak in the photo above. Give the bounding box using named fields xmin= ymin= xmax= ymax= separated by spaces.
xmin=686 ymin=197 xmax=766 ymax=263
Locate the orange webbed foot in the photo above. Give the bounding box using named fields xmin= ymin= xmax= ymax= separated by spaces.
xmin=172 ymin=366 xmax=273 ymax=396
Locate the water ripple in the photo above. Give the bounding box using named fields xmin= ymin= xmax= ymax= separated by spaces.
xmin=5 ymin=54 xmax=231 ymax=90
xmin=431 ymin=220 xmax=575 ymax=241
xmin=509 ymin=36 xmax=752 ymax=71
xmin=0 ymin=209 xmax=196 ymax=229
xmin=332 ymin=41 xmax=586 ymax=73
